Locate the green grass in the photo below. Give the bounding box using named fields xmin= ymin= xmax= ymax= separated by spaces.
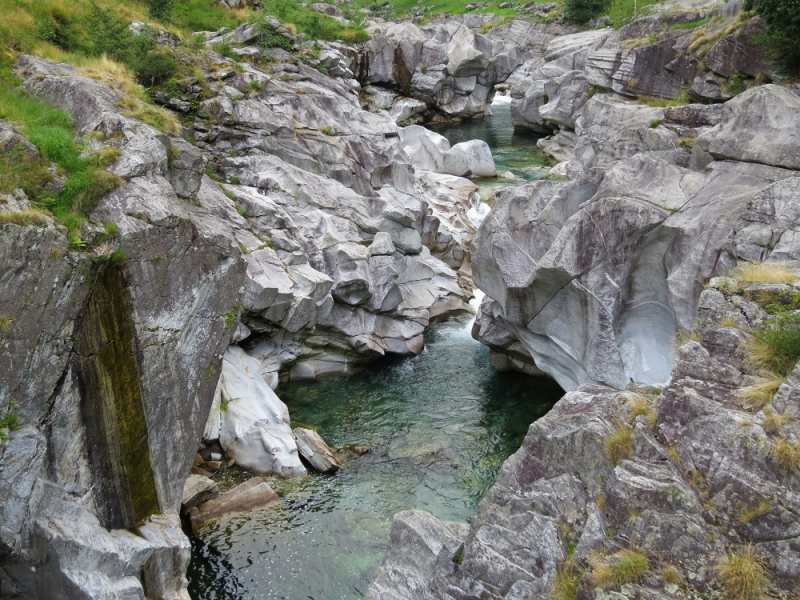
xmin=669 ymin=17 xmax=711 ymax=30
xmin=0 ymin=85 xmax=123 ymax=236
xmin=748 ymin=313 xmax=800 ymax=377
xmin=260 ymin=0 xmax=369 ymax=42
xmin=387 ymin=0 xmax=530 ymax=19
xmin=608 ymin=0 xmax=665 ymax=27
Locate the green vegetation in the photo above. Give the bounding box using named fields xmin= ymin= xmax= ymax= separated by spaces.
xmin=590 ymin=549 xmax=650 ymax=588
xmin=554 ymin=557 xmax=581 ymax=600
xmin=716 ymin=545 xmax=768 ymax=600
xmin=320 ymin=125 xmax=337 ymax=136
xmin=146 ymin=0 xmax=176 ymax=23
xmin=774 ymin=439 xmax=800 ymax=471
xmin=604 ymin=423 xmax=633 ymax=464
xmin=0 ymin=402 xmax=22 ymax=442
xmin=260 ymin=0 xmax=369 ymax=43
xmin=0 ymin=85 xmax=124 ymax=238
xmin=649 ymin=118 xmax=663 ymax=128
xmin=744 ymin=0 xmax=800 ymax=74
xmin=747 ymin=313 xmax=800 ymax=377
xmin=224 ymin=309 xmax=237 ymax=329
xmin=669 ymin=17 xmax=711 ymax=30
xmin=564 ymin=0 xmax=607 ymax=23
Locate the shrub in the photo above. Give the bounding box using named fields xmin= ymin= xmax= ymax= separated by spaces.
xmin=564 ymin=0 xmax=608 ymax=23
xmin=747 ymin=313 xmax=800 ymax=377
xmin=744 ymin=0 xmax=800 ymax=74
xmin=716 ymin=545 xmax=768 ymax=600
xmin=605 ymin=424 xmax=633 ymax=464
xmin=146 ymin=0 xmax=176 ymax=23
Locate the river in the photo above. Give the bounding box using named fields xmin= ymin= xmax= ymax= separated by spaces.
xmin=187 ymin=98 xmax=560 ymax=600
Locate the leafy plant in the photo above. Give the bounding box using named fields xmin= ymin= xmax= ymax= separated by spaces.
xmin=145 ymin=0 xmax=176 ymax=23
xmin=744 ymin=0 xmax=800 ymax=74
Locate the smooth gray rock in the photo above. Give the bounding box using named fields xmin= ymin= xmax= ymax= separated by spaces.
xmin=293 ymin=428 xmax=341 ymax=473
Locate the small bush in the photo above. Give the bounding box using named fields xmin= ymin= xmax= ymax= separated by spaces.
xmin=774 ymin=439 xmax=800 ymax=471
xmin=716 ymin=545 xmax=768 ymax=600
xmin=146 ymin=0 xmax=176 ymax=23
xmin=747 ymin=313 xmax=800 ymax=377
xmin=564 ymin=0 xmax=608 ymax=23
xmin=605 ymin=424 xmax=633 ymax=464
xmin=213 ymin=41 xmax=238 ymax=60
xmin=320 ymin=125 xmax=337 ymax=136
xmin=649 ymin=119 xmax=663 ymax=128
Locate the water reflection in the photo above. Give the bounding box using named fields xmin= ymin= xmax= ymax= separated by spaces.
xmin=188 ymin=316 xmax=562 ymax=600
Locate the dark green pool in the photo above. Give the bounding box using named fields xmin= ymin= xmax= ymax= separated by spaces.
xmin=188 ymin=312 xmax=562 ymax=600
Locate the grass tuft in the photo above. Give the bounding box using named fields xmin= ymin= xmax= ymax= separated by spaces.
xmin=663 ymin=565 xmax=683 ymax=585
xmin=605 ymin=424 xmax=633 ymax=464
xmin=738 ymin=373 xmax=785 ymax=411
xmin=554 ymin=559 xmax=581 ymax=600
xmin=762 ymin=409 xmax=793 ymax=435
xmin=590 ymin=549 xmax=650 ymax=589
xmin=732 ymin=262 xmax=797 ymax=285
xmin=716 ymin=545 xmax=768 ymax=600
xmin=736 ymin=500 xmax=772 ymax=525
xmin=774 ymin=439 xmax=800 ymax=471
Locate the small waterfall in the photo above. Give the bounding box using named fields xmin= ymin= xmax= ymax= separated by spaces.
xmin=467 ymin=192 xmax=491 ymax=227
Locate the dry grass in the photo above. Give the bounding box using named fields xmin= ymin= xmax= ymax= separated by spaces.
xmin=663 ymin=565 xmax=683 ymax=586
xmin=629 ymin=396 xmax=658 ymax=428
xmin=688 ymin=15 xmax=750 ymax=58
xmin=719 ymin=316 xmax=742 ymax=328
xmin=774 ymin=439 xmax=800 ymax=471
xmin=716 ymin=545 xmax=768 ymax=600
xmin=762 ymin=410 xmax=793 ymax=435
xmin=118 ymin=96 xmax=182 ymax=134
xmin=675 ymin=328 xmax=701 ymax=348
xmin=739 ymin=373 xmax=785 ymax=410
xmin=605 ymin=424 xmax=633 ymax=464
xmin=732 ymin=262 xmax=797 ymax=285
xmin=554 ymin=557 xmax=580 ymax=600
xmin=736 ymin=500 xmax=772 ymax=525
xmin=590 ymin=550 xmax=650 ymax=589
xmin=0 ymin=315 xmax=12 ymax=335
xmin=0 ymin=209 xmax=51 ymax=227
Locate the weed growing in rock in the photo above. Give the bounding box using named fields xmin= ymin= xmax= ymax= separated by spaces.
xmin=590 ymin=549 xmax=650 ymax=588
xmin=762 ymin=409 xmax=793 ymax=435
xmin=662 ymin=565 xmax=683 ymax=585
xmin=716 ymin=545 xmax=768 ymax=600
xmin=0 ymin=408 xmax=21 ymax=442
xmin=320 ymin=125 xmax=337 ymax=136
xmin=0 ymin=210 xmax=51 ymax=227
xmin=605 ymin=424 xmax=633 ymax=464
xmin=554 ymin=557 xmax=580 ymax=600
xmin=649 ymin=118 xmax=663 ymax=128
xmin=747 ymin=314 xmax=800 ymax=377
xmin=736 ymin=500 xmax=772 ymax=525
xmin=0 ymin=316 xmax=12 ymax=335
xmin=774 ymin=439 xmax=800 ymax=471
xmin=629 ymin=396 xmax=657 ymax=428
xmin=739 ymin=374 xmax=784 ymax=411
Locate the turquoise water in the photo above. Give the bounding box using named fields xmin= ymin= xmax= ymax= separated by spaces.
xmin=187 ymin=101 xmax=562 ymax=600
xmin=428 ymin=99 xmax=555 ymax=198
xmin=188 ymin=316 xmax=562 ymax=600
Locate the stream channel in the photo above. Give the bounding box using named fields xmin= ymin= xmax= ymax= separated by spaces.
xmin=187 ymin=98 xmax=560 ymax=600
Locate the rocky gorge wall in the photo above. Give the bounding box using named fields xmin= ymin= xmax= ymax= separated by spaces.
xmin=0 ymin=16 xmax=503 ymax=595
xmin=367 ymin=8 xmax=800 ymax=600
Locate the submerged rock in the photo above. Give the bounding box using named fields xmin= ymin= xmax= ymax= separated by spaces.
xmin=189 ymin=477 xmax=279 ymax=526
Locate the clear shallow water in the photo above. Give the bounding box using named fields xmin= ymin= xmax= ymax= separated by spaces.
xmin=188 ymin=100 xmax=563 ymax=600
xmin=188 ymin=316 xmax=562 ymax=600
xmin=428 ymin=99 xmax=555 ymax=198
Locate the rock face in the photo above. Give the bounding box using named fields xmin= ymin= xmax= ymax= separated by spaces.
xmin=367 ymin=278 xmax=800 ymax=600
xmin=0 ymin=26 xmax=476 ymax=596
xmin=357 ymin=20 xmax=524 ymax=119
xmin=511 ymin=9 xmax=774 ymax=136
xmin=472 ymin=84 xmax=800 ymax=392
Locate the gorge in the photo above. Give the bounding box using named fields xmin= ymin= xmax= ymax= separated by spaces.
xmin=1 ymin=0 xmax=800 ymax=599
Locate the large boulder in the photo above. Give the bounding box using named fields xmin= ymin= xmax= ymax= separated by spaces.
xmin=207 ymin=347 xmax=305 ymax=477
xmin=697 ymin=84 xmax=800 ymax=171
